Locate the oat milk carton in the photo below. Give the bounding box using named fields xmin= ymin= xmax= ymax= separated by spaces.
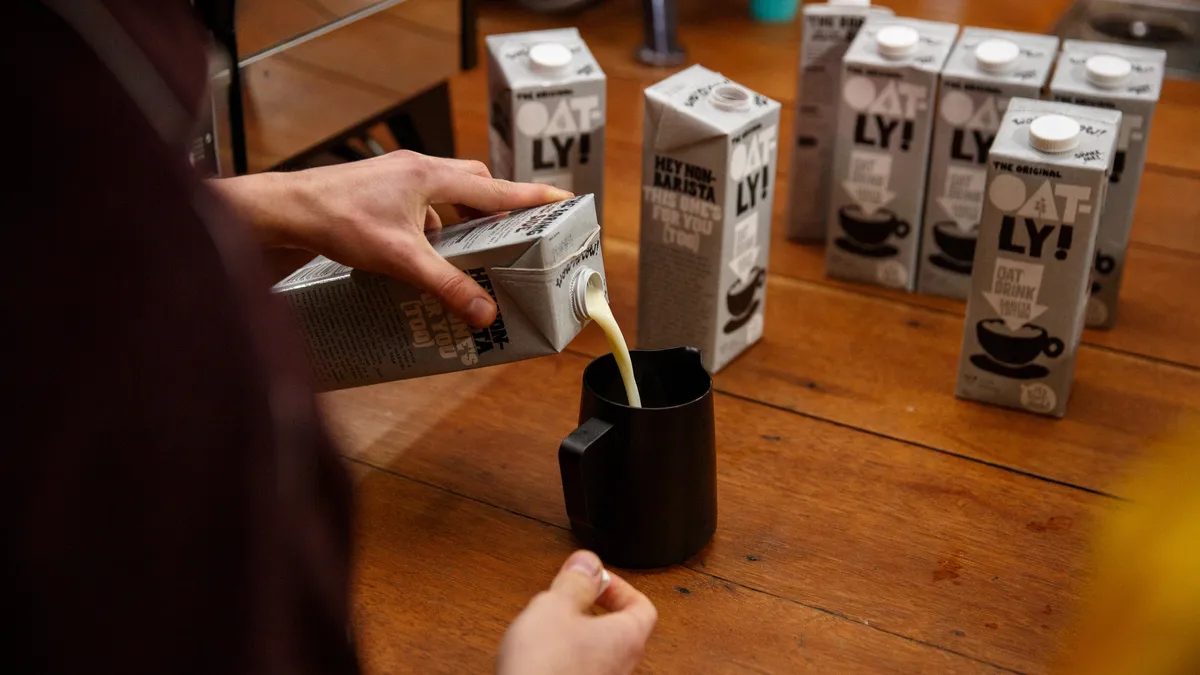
xmin=826 ymin=18 xmax=958 ymax=290
xmin=1050 ymin=40 xmax=1166 ymax=328
xmin=638 ymin=65 xmax=781 ymax=373
xmin=918 ymin=28 xmax=1059 ymax=300
xmin=275 ymin=195 xmax=605 ymax=391
xmin=786 ymin=0 xmax=893 ymax=241
xmin=487 ymin=29 xmax=606 ymax=221
xmin=957 ymin=99 xmax=1120 ymax=417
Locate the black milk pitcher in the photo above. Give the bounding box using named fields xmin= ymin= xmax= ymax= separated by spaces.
xmin=559 ymin=346 xmax=717 ymax=569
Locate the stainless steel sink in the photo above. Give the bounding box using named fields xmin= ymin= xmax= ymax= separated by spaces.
xmin=1052 ymin=0 xmax=1199 ymax=80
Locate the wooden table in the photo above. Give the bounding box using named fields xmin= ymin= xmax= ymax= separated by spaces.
xmin=313 ymin=0 xmax=1200 ymax=672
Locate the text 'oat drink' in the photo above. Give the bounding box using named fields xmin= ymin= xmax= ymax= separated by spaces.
xmin=638 ymin=65 xmax=781 ymax=373
xmin=919 ymin=28 xmax=1059 ymax=300
xmin=487 ymin=29 xmax=606 ymax=221
xmin=275 ymin=195 xmax=605 ymax=391
xmin=1050 ymin=40 xmax=1166 ymax=329
xmin=786 ymin=0 xmax=893 ymax=241
xmin=957 ymin=99 xmax=1121 ymax=418
xmin=826 ymin=18 xmax=958 ymax=290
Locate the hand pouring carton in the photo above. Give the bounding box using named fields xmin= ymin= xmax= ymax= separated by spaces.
xmin=919 ymin=28 xmax=1060 ymax=300
xmin=826 ymin=17 xmax=959 ymax=291
xmin=786 ymin=0 xmax=893 ymax=241
xmin=275 ymin=195 xmax=605 ymax=391
xmin=487 ymin=29 xmax=606 ymax=222
xmin=956 ymin=99 xmax=1121 ymax=418
xmin=1050 ymin=40 xmax=1166 ymax=328
xmin=638 ymin=65 xmax=781 ymax=373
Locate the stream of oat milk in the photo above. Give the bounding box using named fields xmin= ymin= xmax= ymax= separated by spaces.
xmin=584 ymin=282 xmax=642 ymax=408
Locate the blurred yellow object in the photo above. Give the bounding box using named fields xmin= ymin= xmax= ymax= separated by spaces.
xmin=1060 ymin=419 xmax=1200 ymax=675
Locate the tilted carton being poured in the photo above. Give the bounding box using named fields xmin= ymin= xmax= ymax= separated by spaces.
xmin=275 ymin=195 xmax=605 ymax=391
xmin=638 ymin=65 xmax=781 ymax=373
xmin=1050 ymin=40 xmax=1166 ymax=328
xmin=825 ymin=17 xmax=959 ymax=291
xmin=919 ymin=27 xmax=1060 ymax=300
xmin=487 ymin=28 xmax=607 ymax=221
xmin=786 ymin=0 xmax=893 ymax=241
xmin=956 ymin=99 xmax=1121 ymax=418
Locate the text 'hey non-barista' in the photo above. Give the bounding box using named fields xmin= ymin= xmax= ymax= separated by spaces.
xmin=647 ymin=121 xmax=778 ymax=255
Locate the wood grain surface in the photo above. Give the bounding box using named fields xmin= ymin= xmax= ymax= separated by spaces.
xmin=261 ymin=0 xmax=1200 ymax=672
xmin=350 ymin=463 xmax=1009 ymax=674
xmin=328 ymin=348 xmax=1113 ymax=673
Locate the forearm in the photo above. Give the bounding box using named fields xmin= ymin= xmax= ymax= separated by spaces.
xmin=207 ymin=172 xmax=324 ymax=249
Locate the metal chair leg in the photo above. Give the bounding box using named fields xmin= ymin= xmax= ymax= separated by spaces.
xmin=638 ymin=0 xmax=686 ymax=67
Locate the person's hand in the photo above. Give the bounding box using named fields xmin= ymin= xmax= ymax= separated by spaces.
xmin=211 ymin=151 xmax=573 ymax=327
xmin=497 ymin=550 xmax=657 ymax=675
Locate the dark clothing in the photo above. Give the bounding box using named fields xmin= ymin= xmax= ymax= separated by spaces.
xmin=6 ymin=2 xmax=358 ymax=674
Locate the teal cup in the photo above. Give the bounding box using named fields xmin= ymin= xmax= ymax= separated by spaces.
xmin=749 ymin=0 xmax=799 ymax=22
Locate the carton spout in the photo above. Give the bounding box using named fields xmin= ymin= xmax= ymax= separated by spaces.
xmin=572 ymin=267 xmax=605 ymax=323
xmin=492 ymin=228 xmax=605 ymax=353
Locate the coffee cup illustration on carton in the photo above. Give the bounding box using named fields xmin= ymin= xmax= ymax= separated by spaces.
xmin=835 ymin=205 xmax=910 ymax=256
xmin=971 ymin=319 xmax=1065 ymax=379
xmin=724 ymin=266 xmax=766 ymax=333
xmin=929 ymin=221 xmax=977 ymax=274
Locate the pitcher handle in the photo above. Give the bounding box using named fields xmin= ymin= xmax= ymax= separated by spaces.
xmin=559 ymin=417 xmax=613 ymax=530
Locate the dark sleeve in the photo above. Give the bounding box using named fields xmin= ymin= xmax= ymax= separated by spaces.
xmin=4 ymin=4 xmax=359 ymax=675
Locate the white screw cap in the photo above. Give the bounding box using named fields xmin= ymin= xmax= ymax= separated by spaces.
xmin=876 ymin=25 xmax=920 ymax=60
xmin=529 ymin=42 xmax=573 ymax=78
xmin=1085 ymin=54 xmax=1133 ymax=88
xmin=829 ymin=0 xmax=870 ymax=6
xmin=974 ymin=38 xmax=1020 ymax=73
xmin=1029 ymin=114 xmax=1082 ymax=153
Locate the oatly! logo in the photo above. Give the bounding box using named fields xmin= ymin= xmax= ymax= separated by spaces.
xmin=515 ymin=95 xmax=602 ymax=170
xmin=732 ymin=124 xmax=778 ymax=217
xmin=843 ymin=75 xmax=929 ymax=151
xmin=988 ymin=171 xmax=1093 ymax=261
xmin=940 ymin=92 xmax=1004 ymax=164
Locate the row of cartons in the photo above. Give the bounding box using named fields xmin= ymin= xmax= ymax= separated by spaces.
xmin=780 ymin=8 xmax=1164 ymax=417
xmin=786 ymin=6 xmax=1166 ymax=336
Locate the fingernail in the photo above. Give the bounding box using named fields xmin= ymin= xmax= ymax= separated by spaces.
xmin=598 ymin=568 xmax=612 ymax=595
xmin=548 ymin=187 xmax=575 ymax=200
xmin=564 ymin=550 xmax=602 ymax=578
xmin=467 ymin=297 xmax=495 ymax=327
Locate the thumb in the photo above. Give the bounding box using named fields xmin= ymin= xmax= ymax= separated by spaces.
xmin=402 ymin=241 xmax=497 ymax=328
xmin=549 ymin=550 xmax=609 ymax=612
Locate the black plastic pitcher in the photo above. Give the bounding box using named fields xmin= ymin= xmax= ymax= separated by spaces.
xmin=559 ymin=347 xmax=716 ymax=569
